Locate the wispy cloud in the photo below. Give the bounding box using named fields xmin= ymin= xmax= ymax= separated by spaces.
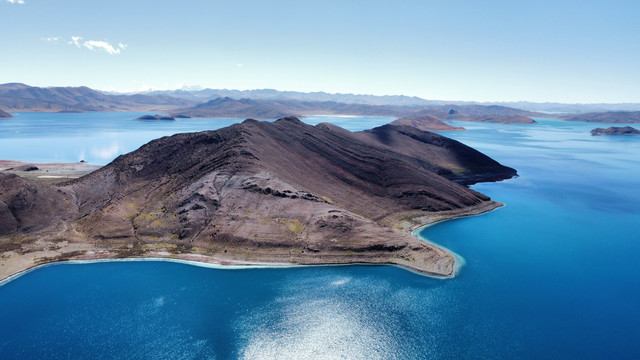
xmin=67 ymin=36 xmax=127 ymax=55
xmin=69 ymin=36 xmax=82 ymax=47
xmin=42 ymin=37 xmax=60 ymax=42
xmin=7 ymin=0 xmax=26 ymax=4
xmin=83 ymin=40 xmax=123 ymax=55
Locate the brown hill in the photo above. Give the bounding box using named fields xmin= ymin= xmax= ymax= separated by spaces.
xmin=0 ymin=118 xmax=516 ymax=278
xmin=562 ymin=111 xmax=640 ymax=123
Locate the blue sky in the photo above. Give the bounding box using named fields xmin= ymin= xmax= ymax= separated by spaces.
xmin=2 ymin=0 xmax=639 ymax=103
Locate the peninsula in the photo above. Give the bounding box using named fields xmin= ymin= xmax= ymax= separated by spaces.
xmin=563 ymin=111 xmax=640 ymax=123
xmin=0 ymin=109 xmax=11 ymax=118
xmin=0 ymin=118 xmax=516 ymax=280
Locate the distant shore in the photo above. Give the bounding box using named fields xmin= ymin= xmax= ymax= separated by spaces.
xmin=0 ymin=160 xmax=101 ymax=183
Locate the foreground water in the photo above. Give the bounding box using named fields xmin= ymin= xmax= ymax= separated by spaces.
xmin=1 ymin=115 xmax=639 ymax=359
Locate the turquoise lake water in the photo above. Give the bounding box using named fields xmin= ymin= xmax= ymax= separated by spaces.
xmin=1 ymin=114 xmax=639 ymax=359
xmin=0 ymin=113 xmax=394 ymax=164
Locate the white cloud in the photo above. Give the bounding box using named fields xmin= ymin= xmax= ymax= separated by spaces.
xmin=83 ymin=40 xmax=122 ymax=55
xmin=66 ymin=36 xmax=126 ymax=55
xmin=236 ymin=63 xmax=243 ymax=67
xmin=69 ymin=36 xmax=82 ymax=47
xmin=7 ymin=0 xmax=26 ymax=4
xmin=42 ymin=37 xmax=60 ymax=42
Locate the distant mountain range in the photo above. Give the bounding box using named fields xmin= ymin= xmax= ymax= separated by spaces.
xmin=143 ymin=87 xmax=640 ymax=113
xmin=2 ymin=83 xmax=639 ymax=126
xmin=167 ymin=97 xmax=546 ymax=127
xmin=171 ymin=97 xmax=407 ymax=119
xmin=144 ymin=87 xmax=438 ymax=107
xmin=0 ymin=83 xmax=195 ymax=112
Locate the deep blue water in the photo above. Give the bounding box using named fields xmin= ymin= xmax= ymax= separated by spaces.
xmin=1 ymin=115 xmax=639 ymax=359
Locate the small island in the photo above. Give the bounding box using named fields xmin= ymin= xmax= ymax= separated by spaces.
xmin=591 ymin=126 xmax=640 ymax=136
xmin=136 ymin=114 xmax=176 ymax=121
xmin=0 ymin=109 xmax=12 ymax=119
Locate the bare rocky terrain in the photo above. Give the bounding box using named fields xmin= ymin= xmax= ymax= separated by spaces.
xmin=591 ymin=126 xmax=640 ymax=136
xmin=0 ymin=118 xmax=516 ymax=279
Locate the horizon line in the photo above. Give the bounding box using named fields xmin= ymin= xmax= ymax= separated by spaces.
xmin=1 ymin=81 xmax=639 ymax=106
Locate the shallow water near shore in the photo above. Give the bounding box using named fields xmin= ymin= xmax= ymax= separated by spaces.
xmin=1 ymin=115 xmax=640 ymax=359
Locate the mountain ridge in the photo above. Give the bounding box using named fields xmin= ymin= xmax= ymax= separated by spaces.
xmin=142 ymin=87 xmax=640 ymax=113
xmin=0 ymin=83 xmax=195 ymax=112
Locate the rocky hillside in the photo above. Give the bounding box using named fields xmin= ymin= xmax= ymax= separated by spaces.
xmin=0 ymin=118 xmax=516 ymax=276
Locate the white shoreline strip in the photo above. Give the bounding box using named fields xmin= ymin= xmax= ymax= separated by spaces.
xmin=410 ymin=204 xmax=505 ymax=277
xmin=0 ymin=256 xmax=453 ymax=288
xmin=0 ymin=257 xmax=298 ymax=287
xmin=0 ymin=205 xmax=504 ymax=287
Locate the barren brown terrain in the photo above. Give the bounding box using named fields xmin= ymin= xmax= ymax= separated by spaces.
xmin=0 ymin=118 xmax=516 ymax=280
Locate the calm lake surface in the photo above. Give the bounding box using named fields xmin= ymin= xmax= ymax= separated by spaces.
xmin=0 ymin=113 xmax=394 ymax=164
xmin=1 ymin=114 xmax=639 ymax=359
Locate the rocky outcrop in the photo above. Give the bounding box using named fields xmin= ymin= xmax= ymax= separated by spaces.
xmin=136 ymin=114 xmax=176 ymax=121
xmin=0 ymin=109 xmax=11 ymax=118
xmin=591 ymin=126 xmax=640 ymax=136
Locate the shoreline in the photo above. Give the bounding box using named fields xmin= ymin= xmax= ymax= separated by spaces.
xmin=409 ymin=203 xmax=505 ymax=277
xmin=1 ymin=157 xmax=506 ymax=284
xmin=0 ymin=201 xmax=502 ymax=285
